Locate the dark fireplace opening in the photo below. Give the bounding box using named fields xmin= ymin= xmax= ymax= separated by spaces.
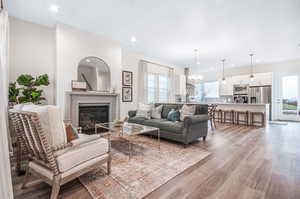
xmin=79 ymin=104 xmax=109 ymax=134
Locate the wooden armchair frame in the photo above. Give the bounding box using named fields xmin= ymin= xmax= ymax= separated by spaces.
xmin=9 ymin=109 xmax=111 ymax=199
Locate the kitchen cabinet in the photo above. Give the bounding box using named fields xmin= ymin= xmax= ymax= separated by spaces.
xmin=249 ymin=72 xmax=272 ymax=86
xmin=219 ymin=72 xmax=272 ymax=96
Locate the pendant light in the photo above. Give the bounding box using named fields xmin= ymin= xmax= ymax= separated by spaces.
xmin=221 ymin=59 xmax=226 ymax=84
xmin=194 ymin=49 xmax=200 ymax=65
xmin=249 ymin=54 xmax=254 ymax=82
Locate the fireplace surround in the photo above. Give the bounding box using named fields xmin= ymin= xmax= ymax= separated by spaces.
xmin=65 ymin=91 xmax=120 ymax=129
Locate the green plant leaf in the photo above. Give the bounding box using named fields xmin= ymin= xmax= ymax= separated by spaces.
xmin=8 ymin=82 xmax=20 ymax=103
xmin=34 ymin=74 xmax=50 ymax=86
xmin=17 ymin=74 xmax=34 ymax=87
xmin=15 ymin=73 xmax=50 ymax=104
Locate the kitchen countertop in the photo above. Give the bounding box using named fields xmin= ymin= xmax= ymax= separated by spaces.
xmin=210 ymin=103 xmax=269 ymax=106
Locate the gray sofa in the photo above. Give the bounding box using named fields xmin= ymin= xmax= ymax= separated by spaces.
xmin=128 ymin=103 xmax=209 ymax=145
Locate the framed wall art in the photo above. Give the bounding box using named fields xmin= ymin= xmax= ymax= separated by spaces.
xmin=122 ymin=70 xmax=133 ymax=86
xmin=122 ymin=87 xmax=132 ymax=102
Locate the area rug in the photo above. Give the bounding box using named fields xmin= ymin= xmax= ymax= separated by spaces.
xmin=79 ymin=135 xmax=211 ymax=199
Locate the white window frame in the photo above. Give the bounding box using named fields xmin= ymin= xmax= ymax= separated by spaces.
xmin=147 ymin=72 xmax=171 ymax=103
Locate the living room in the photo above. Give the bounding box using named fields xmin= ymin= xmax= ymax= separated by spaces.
xmin=1 ymin=0 xmax=300 ymax=199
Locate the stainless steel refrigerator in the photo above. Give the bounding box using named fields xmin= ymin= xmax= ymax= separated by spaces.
xmin=249 ymin=86 xmax=272 ymax=120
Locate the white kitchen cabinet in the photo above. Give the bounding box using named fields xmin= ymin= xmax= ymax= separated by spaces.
xmin=249 ymin=72 xmax=272 ymax=86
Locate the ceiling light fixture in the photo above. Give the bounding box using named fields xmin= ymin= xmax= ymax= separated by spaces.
xmin=188 ymin=75 xmax=203 ymax=80
xmin=49 ymin=4 xmax=59 ymax=13
xmin=249 ymin=53 xmax=254 ymax=82
xmin=86 ymin=59 xmax=91 ymax=63
xmin=221 ymin=59 xmax=226 ymax=84
xmin=194 ymin=49 xmax=200 ymax=65
xmin=131 ymin=36 xmax=136 ymax=43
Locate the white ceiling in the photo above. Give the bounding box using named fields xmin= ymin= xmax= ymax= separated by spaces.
xmin=7 ymin=0 xmax=300 ymax=72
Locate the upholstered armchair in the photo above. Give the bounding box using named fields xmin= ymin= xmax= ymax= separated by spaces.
xmin=9 ymin=105 xmax=111 ymax=199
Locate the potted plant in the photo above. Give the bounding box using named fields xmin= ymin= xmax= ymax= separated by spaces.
xmin=9 ymin=74 xmax=50 ymax=105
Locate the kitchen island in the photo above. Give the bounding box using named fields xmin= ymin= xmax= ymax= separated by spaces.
xmin=212 ymin=103 xmax=270 ymax=123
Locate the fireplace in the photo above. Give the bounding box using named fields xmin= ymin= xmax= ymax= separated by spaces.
xmin=79 ymin=103 xmax=109 ymax=134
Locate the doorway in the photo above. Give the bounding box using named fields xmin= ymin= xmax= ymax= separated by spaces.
xmin=278 ymin=75 xmax=300 ymax=121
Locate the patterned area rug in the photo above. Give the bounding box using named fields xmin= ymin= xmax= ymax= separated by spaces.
xmin=79 ymin=135 xmax=211 ymax=199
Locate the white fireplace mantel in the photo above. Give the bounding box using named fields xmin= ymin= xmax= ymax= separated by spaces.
xmin=65 ymin=91 xmax=120 ymax=126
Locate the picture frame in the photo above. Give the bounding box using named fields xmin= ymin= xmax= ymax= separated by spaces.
xmin=122 ymin=87 xmax=132 ymax=102
xmin=122 ymin=70 xmax=133 ymax=86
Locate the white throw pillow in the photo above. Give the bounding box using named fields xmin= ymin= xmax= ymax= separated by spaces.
xmin=152 ymin=105 xmax=163 ymax=119
xmin=136 ymin=103 xmax=152 ymax=119
xmin=180 ymin=104 xmax=196 ymax=121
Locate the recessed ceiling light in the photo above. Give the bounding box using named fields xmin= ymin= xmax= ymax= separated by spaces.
xmin=86 ymin=59 xmax=91 ymax=63
xmin=49 ymin=4 xmax=59 ymax=13
xmin=131 ymin=36 xmax=137 ymax=43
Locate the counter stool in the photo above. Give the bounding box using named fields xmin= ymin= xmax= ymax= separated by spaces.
xmin=223 ymin=110 xmax=235 ymax=124
xmin=208 ymin=104 xmax=218 ymax=130
xmin=235 ymin=110 xmax=249 ymax=126
xmin=215 ymin=109 xmax=223 ymax=123
xmin=249 ymin=111 xmax=265 ymax=127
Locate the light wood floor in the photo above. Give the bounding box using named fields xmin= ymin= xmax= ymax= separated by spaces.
xmin=12 ymin=123 xmax=300 ymax=199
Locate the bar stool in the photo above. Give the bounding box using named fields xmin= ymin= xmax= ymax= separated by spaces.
xmin=235 ymin=110 xmax=249 ymax=126
xmin=215 ymin=109 xmax=223 ymax=123
xmin=223 ymin=110 xmax=235 ymax=124
xmin=249 ymin=111 xmax=265 ymax=127
xmin=208 ymin=104 xmax=218 ymax=130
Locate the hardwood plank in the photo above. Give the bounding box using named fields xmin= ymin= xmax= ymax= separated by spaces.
xmin=11 ymin=122 xmax=300 ymax=199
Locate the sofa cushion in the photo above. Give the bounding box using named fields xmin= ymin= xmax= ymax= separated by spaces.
xmin=184 ymin=114 xmax=209 ymax=125
xmin=55 ymin=138 xmax=108 ymax=172
xmin=151 ymin=105 xmax=163 ymax=119
xmin=161 ymin=104 xmax=181 ymax=119
xmin=195 ymin=104 xmax=208 ymax=114
xmin=136 ymin=103 xmax=152 ymax=119
xmin=143 ymin=119 xmax=184 ymax=134
xmin=180 ymin=104 xmax=196 ymax=121
xmin=167 ymin=109 xmax=180 ymax=121
xmin=128 ymin=117 xmax=147 ymax=125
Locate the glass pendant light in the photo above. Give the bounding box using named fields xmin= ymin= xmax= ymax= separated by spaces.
xmin=221 ymin=59 xmax=226 ymax=84
xmin=250 ymin=54 xmax=254 ymax=82
xmin=194 ymin=49 xmax=200 ymax=65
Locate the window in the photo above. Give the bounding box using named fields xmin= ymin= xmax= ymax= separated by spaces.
xmin=195 ymin=81 xmax=219 ymax=102
xmin=148 ymin=74 xmax=157 ymax=103
xmin=147 ymin=73 xmax=170 ymax=103
xmin=204 ymin=81 xmax=219 ymax=98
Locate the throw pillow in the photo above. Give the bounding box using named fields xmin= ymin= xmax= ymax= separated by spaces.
xmin=65 ymin=124 xmax=79 ymax=142
xmin=152 ymin=105 xmax=163 ymax=119
xmin=180 ymin=104 xmax=196 ymax=121
xmin=136 ymin=103 xmax=152 ymax=119
xmin=167 ymin=109 xmax=180 ymax=121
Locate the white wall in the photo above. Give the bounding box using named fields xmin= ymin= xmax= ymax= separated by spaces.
xmin=56 ymin=24 xmax=122 ymax=118
xmin=9 ymin=17 xmax=55 ymax=104
xmin=121 ymin=50 xmax=185 ymax=118
xmin=9 ymin=18 xmax=185 ymax=119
